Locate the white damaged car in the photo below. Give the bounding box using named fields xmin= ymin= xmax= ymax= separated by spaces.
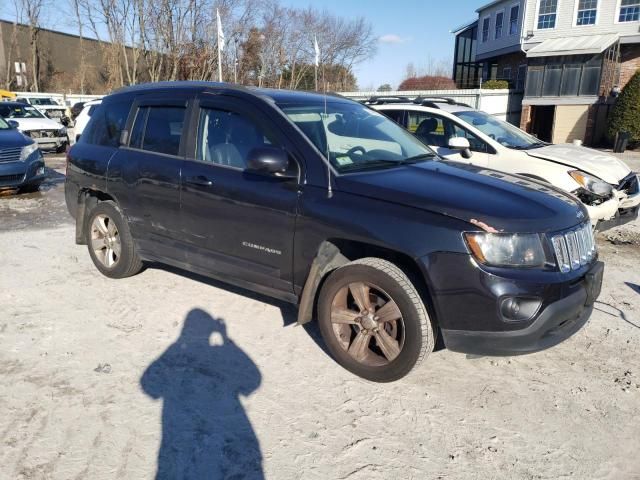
xmin=371 ymin=98 xmax=639 ymax=231
xmin=0 ymin=101 xmax=69 ymax=153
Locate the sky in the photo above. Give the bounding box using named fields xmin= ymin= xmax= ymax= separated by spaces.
xmin=281 ymin=0 xmax=488 ymax=89
xmin=0 ymin=0 xmax=488 ymax=89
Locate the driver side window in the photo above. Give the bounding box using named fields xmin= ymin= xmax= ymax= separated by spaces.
xmin=408 ymin=111 xmax=488 ymax=153
xmin=196 ymin=108 xmax=276 ymax=169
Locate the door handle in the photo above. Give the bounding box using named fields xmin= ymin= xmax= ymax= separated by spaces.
xmin=185 ymin=175 xmax=213 ymax=187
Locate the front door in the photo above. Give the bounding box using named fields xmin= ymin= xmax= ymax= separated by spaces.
xmin=180 ymin=94 xmax=300 ymax=294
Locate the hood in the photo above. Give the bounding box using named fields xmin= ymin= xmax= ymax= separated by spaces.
xmin=12 ymin=116 xmax=64 ymax=131
xmin=335 ymin=161 xmax=586 ymax=233
xmin=526 ymin=144 xmax=630 ymax=185
xmin=0 ymin=128 xmax=32 ymax=148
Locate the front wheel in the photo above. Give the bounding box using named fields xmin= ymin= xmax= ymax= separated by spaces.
xmin=85 ymin=200 xmax=143 ymax=278
xmin=317 ymin=258 xmax=434 ymax=382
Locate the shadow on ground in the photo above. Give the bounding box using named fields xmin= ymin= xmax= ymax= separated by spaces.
xmin=141 ymin=308 xmax=264 ymax=479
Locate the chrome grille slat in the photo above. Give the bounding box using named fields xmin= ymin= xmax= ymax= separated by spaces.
xmin=0 ymin=147 xmax=22 ymax=163
xmin=551 ymin=223 xmax=596 ymax=273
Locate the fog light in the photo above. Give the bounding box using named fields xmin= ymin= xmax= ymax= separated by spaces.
xmin=500 ymin=296 xmax=542 ymax=322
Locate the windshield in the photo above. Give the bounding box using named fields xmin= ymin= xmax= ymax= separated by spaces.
xmin=0 ymin=104 xmax=45 ymax=119
xmin=0 ymin=117 xmax=10 ymax=130
xmin=277 ymin=101 xmax=435 ymax=173
xmin=453 ymin=110 xmax=544 ymax=150
xmin=29 ymin=98 xmax=58 ymax=106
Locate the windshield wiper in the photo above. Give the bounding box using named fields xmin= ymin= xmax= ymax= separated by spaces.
xmin=509 ymin=142 xmax=546 ymax=150
xmin=399 ymin=153 xmax=437 ymax=164
xmin=339 ymin=159 xmax=402 ymax=172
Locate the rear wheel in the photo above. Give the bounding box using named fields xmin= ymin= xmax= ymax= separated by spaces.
xmin=85 ymin=200 xmax=143 ymax=278
xmin=317 ymin=257 xmax=434 ymax=382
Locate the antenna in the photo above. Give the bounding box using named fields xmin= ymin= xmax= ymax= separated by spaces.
xmin=321 ymin=53 xmax=332 ymax=197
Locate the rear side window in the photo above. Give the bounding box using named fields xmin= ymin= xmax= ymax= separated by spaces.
xmin=81 ymin=100 xmax=131 ymax=147
xmin=129 ymin=106 xmax=185 ymax=156
xmin=381 ymin=110 xmax=405 ymax=126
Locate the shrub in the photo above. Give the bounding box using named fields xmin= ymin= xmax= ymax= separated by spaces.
xmin=607 ymin=69 xmax=640 ymax=145
xmin=481 ymin=79 xmax=509 ymax=89
xmin=398 ymin=75 xmax=457 ymax=90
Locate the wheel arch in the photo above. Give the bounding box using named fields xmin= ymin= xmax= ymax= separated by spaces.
xmin=74 ymin=188 xmax=118 ymax=245
xmin=297 ymin=238 xmax=439 ymax=331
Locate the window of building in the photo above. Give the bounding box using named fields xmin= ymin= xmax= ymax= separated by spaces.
xmin=619 ymin=0 xmax=640 ymax=22
xmin=509 ymin=5 xmax=520 ymax=34
xmin=525 ymin=55 xmax=603 ymax=97
xmin=516 ymin=64 xmax=527 ymax=90
xmin=129 ymin=106 xmax=185 ymax=156
xmin=502 ymin=66 xmax=512 ymax=80
xmin=453 ymin=23 xmax=482 ymax=88
xmin=576 ymin=0 xmax=597 ymax=25
xmin=537 ymin=0 xmax=558 ymax=29
xmin=495 ymin=11 xmax=504 ymax=39
xmin=482 ymin=17 xmax=490 ymax=42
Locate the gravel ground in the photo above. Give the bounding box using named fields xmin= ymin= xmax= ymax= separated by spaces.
xmin=1 ymin=155 xmax=639 ymax=479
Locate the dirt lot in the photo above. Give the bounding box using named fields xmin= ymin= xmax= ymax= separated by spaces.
xmin=1 ymin=155 xmax=639 ymax=479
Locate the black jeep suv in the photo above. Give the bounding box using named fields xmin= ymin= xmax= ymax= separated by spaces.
xmin=65 ymin=82 xmax=603 ymax=382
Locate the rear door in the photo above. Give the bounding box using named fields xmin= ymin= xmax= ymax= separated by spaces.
xmin=179 ymin=94 xmax=301 ymax=295
xmin=114 ymin=95 xmax=191 ymax=261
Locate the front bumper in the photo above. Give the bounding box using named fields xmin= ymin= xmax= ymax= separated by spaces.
xmin=585 ymin=174 xmax=640 ymax=231
xmin=442 ymin=264 xmax=602 ymax=355
xmin=0 ymin=158 xmax=46 ymax=188
xmin=32 ymin=136 xmax=67 ymax=150
xmin=421 ymin=250 xmax=604 ymax=356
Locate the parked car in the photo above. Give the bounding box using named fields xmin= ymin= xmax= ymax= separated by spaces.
xmin=0 ymin=116 xmax=45 ymax=191
xmin=16 ymin=96 xmax=71 ymax=126
xmin=73 ymin=99 xmax=102 ymax=142
xmin=370 ymin=97 xmax=640 ymax=231
xmin=0 ymin=101 xmax=68 ymax=153
xmin=65 ymin=82 xmax=603 ymax=382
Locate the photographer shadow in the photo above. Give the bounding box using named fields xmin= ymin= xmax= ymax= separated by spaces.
xmin=141 ymin=308 xmax=263 ymax=479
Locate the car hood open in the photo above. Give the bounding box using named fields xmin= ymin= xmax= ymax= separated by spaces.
xmin=526 ymin=144 xmax=630 ymax=185
xmin=335 ymin=160 xmax=586 ymax=233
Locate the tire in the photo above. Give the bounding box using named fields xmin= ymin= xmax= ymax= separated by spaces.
xmin=317 ymin=257 xmax=434 ymax=382
xmin=85 ymin=200 xmax=143 ymax=279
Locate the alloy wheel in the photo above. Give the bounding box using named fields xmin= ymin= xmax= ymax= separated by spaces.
xmin=330 ymin=282 xmax=405 ymax=367
xmin=90 ymin=214 xmax=121 ymax=268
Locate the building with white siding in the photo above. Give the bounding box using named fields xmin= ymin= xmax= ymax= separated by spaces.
xmin=453 ymin=0 xmax=640 ymax=145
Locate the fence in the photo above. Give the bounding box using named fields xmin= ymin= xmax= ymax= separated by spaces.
xmin=339 ymin=89 xmax=523 ymax=125
xmin=6 ymin=88 xmax=525 ymax=126
xmin=6 ymin=91 xmax=103 ymax=106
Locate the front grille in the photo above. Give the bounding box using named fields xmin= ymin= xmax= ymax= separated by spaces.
xmin=27 ymin=130 xmax=58 ymax=139
xmin=0 ymin=146 xmax=22 ymax=163
xmin=0 ymin=173 xmax=25 ymax=184
xmin=551 ymin=223 xmax=596 ymax=273
xmin=618 ymin=172 xmax=639 ymax=195
xmin=45 ymin=110 xmax=64 ymax=118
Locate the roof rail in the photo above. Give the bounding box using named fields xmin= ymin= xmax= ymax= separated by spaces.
xmin=362 ymin=95 xmax=414 ymax=105
xmin=413 ymin=96 xmax=472 ymax=108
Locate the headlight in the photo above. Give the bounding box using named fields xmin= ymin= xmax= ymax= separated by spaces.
xmin=58 ymin=126 xmax=67 ymax=136
xmin=19 ymin=143 xmax=40 ymax=161
xmin=464 ymin=232 xmax=546 ymax=268
xmin=569 ymin=170 xmax=612 ymax=198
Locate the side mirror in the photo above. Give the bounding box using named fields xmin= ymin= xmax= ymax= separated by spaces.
xmin=7 ymin=120 xmax=19 ymax=129
xmin=246 ymin=146 xmax=291 ymax=176
xmin=448 ymin=136 xmax=473 ymax=159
